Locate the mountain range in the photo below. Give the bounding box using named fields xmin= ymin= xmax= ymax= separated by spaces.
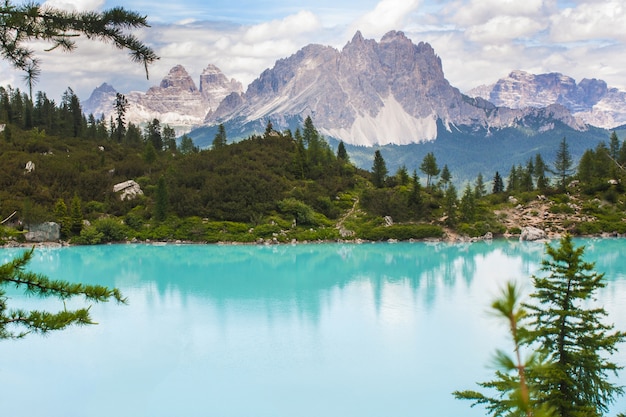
xmin=82 ymin=30 xmax=626 ymax=180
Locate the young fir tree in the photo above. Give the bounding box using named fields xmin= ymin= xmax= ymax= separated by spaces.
xmin=337 ymin=141 xmax=349 ymax=163
xmin=553 ymin=137 xmax=574 ymax=190
xmin=440 ymin=164 xmax=452 ymax=190
xmin=534 ymin=153 xmax=550 ymax=191
xmin=69 ymin=194 xmax=83 ymax=236
xmin=474 ymin=172 xmax=487 ymax=199
xmin=524 ymin=235 xmax=625 ymax=417
xmin=492 ymin=171 xmax=505 ymax=194
xmin=371 ymin=150 xmax=388 ymax=188
xmin=1 ymin=249 xmax=126 ymax=339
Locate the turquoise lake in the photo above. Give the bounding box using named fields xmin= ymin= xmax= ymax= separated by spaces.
xmin=1 ymin=239 xmax=625 ymax=417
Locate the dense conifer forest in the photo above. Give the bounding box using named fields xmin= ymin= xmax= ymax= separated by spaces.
xmin=1 ymin=86 xmax=626 ymax=245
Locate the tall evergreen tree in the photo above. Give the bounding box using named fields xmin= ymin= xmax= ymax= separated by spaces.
xmin=459 ymin=184 xmax=476 ymax=223
xmin=371 ymin=150 xmax=388 ymax=188
xmin=492 ymin=171 xmax=505 ymax=194
xmin=114 ymin=93 xmax=128 ymax=142
xmin=212 ymin=123 xmax=227 ymax=148
xmin=409 ymin=169 xmax=423 ymax=218
xmin=420 ymin=152 xmax=440 ymax=188
xmin=534 ymin=153 xmax=550 ymax=191
xmin=553 ymin=137 xmax=574 ymax=190
xmin=609 ymin=131 xmax=620 ymax=161
xmin=525 ymin=235 xmax=625 ymax=417
xmin=440 ymin=164 xmax=452 ymax=190
xmin=69 ymin=194 xmax=83 ymax=236
xmin=474 ymin=172 xmax=487 ymax=199
xmin=443 ymin=184 xmax=458 ymax=226
xmin=337 ymin=141 xmax=349 ymax=162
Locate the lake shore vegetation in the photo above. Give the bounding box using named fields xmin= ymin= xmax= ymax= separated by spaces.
xmin=1 ymin=90 xmax=626 ymax=246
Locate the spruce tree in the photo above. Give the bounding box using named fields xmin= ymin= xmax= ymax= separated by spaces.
xmin=492 ymin=171 xmax=504 ymax=194
xmin=1 ymin=249 xmax=125 ymax=339
xmin=534 ymin=153 xmax=550 ymax=191
xmin=524 ymin=235 xmax=625 ymax=417
xmin=337 ymin=141 xmax=349 ymax=162
xmin=474 ymin=173 xmax=487 ymax=199
xmin=371 ymin=150 xmax=388 ymax=188
xmin=553 ymin=137 xmax=574 ymax=190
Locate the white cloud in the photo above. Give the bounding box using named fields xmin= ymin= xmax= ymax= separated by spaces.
xmin=448 ymin=0 xmax=547 ymax=26
xmin=42 ymin=0 xmax=105 ymax=12
xmin=243 ymin=11 xmax=321 ymax=42
xmin=350 ymin=0 xmax=422 ymax=38
xmin=466 ymin=15 xmax=547 ymax=43
xmin=550 ymin=1 xmax=626 ymax=42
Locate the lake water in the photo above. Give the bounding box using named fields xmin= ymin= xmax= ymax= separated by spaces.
xmin=1 ymin=239 xmax=625 ymax=417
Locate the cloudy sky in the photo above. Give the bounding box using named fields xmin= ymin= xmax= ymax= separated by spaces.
xmin=2 ymin=0 xmax=625 ymax=102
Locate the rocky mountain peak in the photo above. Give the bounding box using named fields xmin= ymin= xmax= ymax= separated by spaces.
xmin=467 ymin=70 xmax=626 ymax=128
xmin=157 ymin=65 xmax=198 ymax=92
xmin=199 ymin=64 xmax=243 ymax=110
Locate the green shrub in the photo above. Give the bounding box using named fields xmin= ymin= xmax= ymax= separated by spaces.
xmin=93 ymin=218 xmax=128 ymax=242
xmin=73 ymin=226 xmax=105 ymax=245
xmin=278 ymin=198 xmax=318 ymax=226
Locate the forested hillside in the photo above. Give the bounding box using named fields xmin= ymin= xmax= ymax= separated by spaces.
xmin=1 ymin=86 xmax=626 ymax=244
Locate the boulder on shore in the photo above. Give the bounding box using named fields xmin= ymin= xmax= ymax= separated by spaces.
xmin=25 ymin=222 xmax=60 ymax=242
xmin=520 ymin=226 xmax=546 ymax=241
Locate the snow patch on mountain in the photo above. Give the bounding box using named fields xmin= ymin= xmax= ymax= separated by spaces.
xmin=323 ymin=95 xmax=437 ymax=146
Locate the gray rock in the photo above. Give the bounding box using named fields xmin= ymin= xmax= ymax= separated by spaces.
xmin=25 ymin=222 xmax=60 ymax=242
xmin=520 ymin=226 xmax=546 ymax=241
xmin=113 ymin=180 xmax=144 ymax=201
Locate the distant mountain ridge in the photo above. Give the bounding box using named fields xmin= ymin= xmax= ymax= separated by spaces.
xmin=466 ymin=70 xmax=626 ymax=129
xmin=81 ymin=31 xmax=624 ymax=180
xmin=201 ymin=31 xmax=586 ymax=147
xmin=82 ymin=64 xmax=242 ymax=132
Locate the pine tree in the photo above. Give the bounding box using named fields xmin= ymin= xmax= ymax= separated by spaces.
xmin=1 ymin=248 xmax=126 ymax=339
xmin=609 ymin=131 xmax=620 ymax=161
xmin=553 ymin=137 xmax=574 ymax=190
xmin=395 ymin=164 xmax=410 ymax=186
xmin=459 ymin=184 xmax=476 ymax=223
xmin=492 ymin=171 xmax=505 ymax=194
xmin=212 ymin=123 xmax=227 ymax=148
xmin=53 ymin=198 xmax=70 ymax=239
xmin=443 ymin=184 xmax=458 ymax=226
xmin=337 ymin=141 xmax=349 ymax=162
xmin=440 ymin=164 xmax=452 ymax=190
xmin=420 ymin=152 xmax=440 ymax=188
xmin=524 ymin=235 xmax=625 ymax=417
xmin=474 ymin=173 xmax=487 ymax=199
xmin=69 ymin=194 xmax=83 ymax=236
xmin=534 ymin=153 xmax=550 ymax=191
xmin=114 ymin=93 xmax=128 ymax=142
xmin=409 ymin=169 xmax=423 ymax=218
xmin=371 ymin=150 xmax=388 ymax=188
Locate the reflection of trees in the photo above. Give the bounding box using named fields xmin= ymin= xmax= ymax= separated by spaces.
xmin=3 ymin=238 xmax=624 ymax=323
